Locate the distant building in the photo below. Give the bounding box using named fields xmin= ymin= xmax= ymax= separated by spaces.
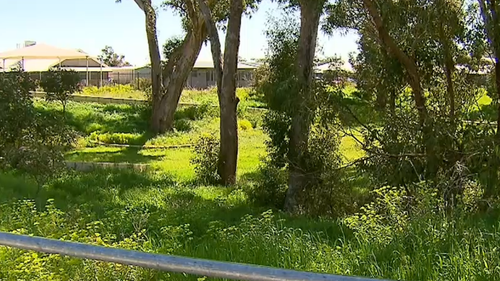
xmin=111 ymin=60 xmax=259 ymax=89
xmin=0 ymin=42 xmax=109 ymax=86
xmin=0 ymin=42 xmax=260 ymax=89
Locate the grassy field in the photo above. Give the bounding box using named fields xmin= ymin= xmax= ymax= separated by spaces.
xmin=2 ymin=95 xmax=499 ymax=280
xmin=79 ymin=85 xmax=267 ymax=108
xmin=1 ymin=168 xmax=500 ymax=280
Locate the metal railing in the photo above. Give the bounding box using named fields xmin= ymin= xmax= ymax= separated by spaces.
xmin=0 ymin=231 xmax=388 ymax=281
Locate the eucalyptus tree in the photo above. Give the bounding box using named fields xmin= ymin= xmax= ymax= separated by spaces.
xmin=324 ymin=0 xmax=484 ymax=192
xmin=118 ymin=0 xmax=207 ymax=134
xmin=283 ymin=0 xmax=327 ymax=213
xmin=473 ymin=0 xmax=500 ymax=195
xmin=196 ymin=0 xmax=247 ymax=185
xmin=477 ymin=0 xmax=500 ymax=137
xmin=326 ymin=0 xmax=468 ymax=120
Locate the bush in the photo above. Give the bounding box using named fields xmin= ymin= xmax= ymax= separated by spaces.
xmin=0 ymin=71 xmax=75 ymax=189
xmin=40 ymin=67 xmax=81 ymax=113
xmin=191 ymin=134 xmax=220 ymax=185
xmin=238 ymin=119 xmax=253 ymax=131
xmin=244 ymin=111 xmax=263 ymax=129
xmin=174 ymin=119 xmax=192 ymax=132
xmin=175 ymin=103 xmax=217 ymax=121
xmin=88 ymin=132 xmax=144 ymax=145
xmin=81 ymin=84 xmax=145 ymax=99
xmin=246 ymin=161 xmax=288 ymax=208
xmin=134 ymin=78 xmax=152 ymax=92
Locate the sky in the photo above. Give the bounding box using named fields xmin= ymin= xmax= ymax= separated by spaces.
xmin=0 ymin=0 xmax=360 ymax=66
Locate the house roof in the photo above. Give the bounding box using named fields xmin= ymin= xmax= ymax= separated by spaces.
xmin=0 ymin=43 xmax=94 ymax=60
xmin=192 ymin=60 xmax=258 ymax=69
xmin=1 ymin=58 xmax=105 ymax=72
xmin=132 ymin=60 xmax=258 ymax=72
xmin=4 ymin=59 xmax=61 ymax=72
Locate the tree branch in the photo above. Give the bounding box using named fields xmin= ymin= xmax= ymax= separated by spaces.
xmin=133 ymin=0 xmax=147 ymax=12
xmin=196 ymin=0 xmax=223 ymax=94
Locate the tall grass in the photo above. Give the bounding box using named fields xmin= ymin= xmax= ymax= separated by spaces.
xmin=1 ymin=169 xmax=500 ymax=280
xmin=80 ymin=85 xmax=147 ymax=99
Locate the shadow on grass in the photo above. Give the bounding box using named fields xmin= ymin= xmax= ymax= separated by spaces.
xmin=0 ymin=169 xmax=260 ymax=237
xmin=35 ymin=102 xmax=150 ymax=136
xmin=65 ymin=147 xmax=162 ymax=164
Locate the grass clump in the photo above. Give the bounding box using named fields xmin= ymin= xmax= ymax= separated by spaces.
xmin=80 ymin=85 xmax=147 ymax=100
xmin=238 ymin=119 xmax=253 ymax=131
xmin=88 ymin=132 xmax=146 ymax=145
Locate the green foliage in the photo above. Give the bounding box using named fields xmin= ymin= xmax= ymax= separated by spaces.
xmin=238 ymin=119 xmax=253 ymax=131
xmin=191 ymin=134 xmax=221 ymax=185
xmin=89 ymin=132 xmax=145 ymax=145
xmin=345 ymin=186 xmax=411 ymax=244
xmin=163 ymin=36 xmax=184 ymax=60
xmin=81 ymin=84 xmax=146 ymax=99
xmin=246 ymin=161 xmax=288 ymax=208
xmin=0 ymin=71 xmax=75 ymax=188
xmin=2 ymin=170 xmax=500 ymax=280
xmin=258 ymin=14 xmax=353 ymax=215
xmin=174 ymin=119 xmax=193 ymax=132
xmin=99 ymin=45 xmax=131 ymax=67
xmin=258 ymin=15 xmax=299 ymax=114
xmin=40 ymin=67 xmax=81 ymax=112
xmin=175 ymin=102 xmax=217 ymax=121
xmin=134 ymin=78 xmax=152 ymax=93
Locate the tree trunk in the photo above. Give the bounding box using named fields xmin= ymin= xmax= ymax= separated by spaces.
xmin=219 ymin=0 xmax=244 ymax=185
xmin=134 ymin=0 xmax=163 ymax=133
xmin=197 ymin=0 xmax=223 ymax=92
xmin=197 ymin=0 xmax=242 ymax=185
xmin=478 ymin=0 xmax=500 ymax=196
xmin=153 ymin=24 xmax=206 ymax=134
xmin=438 ymin=15 xmax=456 ymax=120
xmin=284 ymin=0 xmax=325 ymax=213
xmin=134 ymin=0 xmax=206 ymax=134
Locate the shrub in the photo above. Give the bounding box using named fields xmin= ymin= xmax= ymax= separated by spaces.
xmin=135 ymin=78 xmax=152 ymax=92
xmin=88 ymin=132 xmax=143 ymax=145
xmin=238 ymin=119 xmax=253 ymax=131
xmin=81 ymin=84 xmax=145 ymax=99
xmin=242 ymin=111 xmax=263 ymax=129
xmin=191 ymin=133 xmax=220 ymax=185
xmin=174 ymin=119 xmax=192 ymax=132
xmin=0 ymin=71 xmax=75 ymax=190
xmin=175 ymin=103 xmax=217 ymax=121
xmin=0 ymin=199 xmax=155 ymax=280
xmin=246 ymin=161 xmax=288 ymax=208
xmin=85 ymin=122 xmax=104 ymax=134
xmin=345 ymin=186 xmax=411 ymax=244
xmin=40 ymin=67 xmax=81 ymax=113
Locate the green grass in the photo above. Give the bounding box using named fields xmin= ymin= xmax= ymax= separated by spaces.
xmin=78 ymin=85 xmax=267 ymax=108
xmin=1 ymin=168 xmax=500 ymax=280
xmin=80 ymin=85 xmax=147 ymax=100
xmin=40 ymin=100 xmax=266 ymax=181
xmin=66 ymin=130 xmax=266 ymax=181
xmin=6 ymin=90 xmax=500 ymax=280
